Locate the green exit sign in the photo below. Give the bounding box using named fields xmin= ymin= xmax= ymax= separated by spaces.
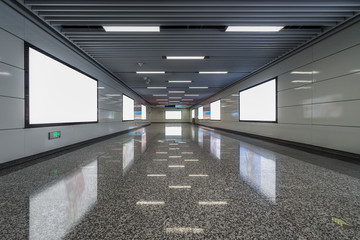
xmin=49 ymin=131 xmax=61 ymax=140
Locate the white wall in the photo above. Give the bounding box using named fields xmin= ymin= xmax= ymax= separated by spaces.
xmin=192 ymin=19 xmax=360 ymax=155
xmin=151 ymin=107 xmax=190 ymax=123
xmin=0 ymin=2 xmax=150 ymax=165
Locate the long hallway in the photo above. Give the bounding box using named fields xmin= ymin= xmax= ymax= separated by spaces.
xmin=1 ymin=123 xmax=359 ymax=239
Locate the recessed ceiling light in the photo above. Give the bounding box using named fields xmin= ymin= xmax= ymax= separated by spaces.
xmin=0 ymin=72 xmax=11 ymax=76
xmin=103 ymin=26 xmax=160 ymax=32
xmin=291 ymin=80 xmax=312 ymax=83
xmin=226 ymin=26 xmax=284 ymax=32
xmin=189 ymin=87 xmax=208 ymax=89
xmin=169 ymin=91 xmax=185 ymax=93
xmin=137 ymin=71 xmax=165 ymax=74
xmin=199 ymin=71 xmax=228 ymax=74
xmin=184 ymin=94 xmax=199 ymax=96
xmin=169 ymin=97 xmax=182 ymax=99
xmin=106 ymin=94 xmax=121 ymax=97
xmin=153 ymin=94 xmax=167 ymax=96
xmin=168 ymin=80 xmax=192 ymax=83
xmin=147 ymin=87 xmax=167 ymax=89
xmin=166 ymin=56 xmax=205 ymax=60
xmin=290 ymin=71 xmax=319 ymax=74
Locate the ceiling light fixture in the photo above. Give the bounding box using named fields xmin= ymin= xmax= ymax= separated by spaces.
xmin=153 ymin=94 xmax=167 ymax=96
xmin=169 ymin=97 xmax=182 ymax=99
xmin=189 ymin=87 xmax=208 ymax=89
xmin=226 ymin=26 xmax=284 ymax=32
xmin=290 ymin=71 xmax=319 ymax=74
xmin=169 ymin=91 xmax=185 ymax=93
xmin=168 ymin=80 xmax=192 ymax=83
xmin=182 ymin=99 xmax=193 ymax=101
xmin=103 ymin=26 xmax=160 ymax=32
xmin=199 ymin=71 xmax=228 ymax=74
xmin=147 ymin=87 xmax=167 ymax=89
xmin=137 ymin=71 xmax=165 ymax=74
xmin=166 ymin=56 xmax=205 ymax=60
xmin=184 ymin=94 xmax=199 ymax=96
xmin=291 ymin=80 xmax=312 ymax=83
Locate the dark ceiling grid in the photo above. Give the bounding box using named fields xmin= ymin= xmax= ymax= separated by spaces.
xmin=25 ymin=0 xmax=360 ymax=105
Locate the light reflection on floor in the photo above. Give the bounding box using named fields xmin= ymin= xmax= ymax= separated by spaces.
xmin=1 ymin=124 xmax=360 ymax=239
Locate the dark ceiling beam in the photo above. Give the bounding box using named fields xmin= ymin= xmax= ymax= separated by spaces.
xmin=30 ymin=6 xmax=360 ymax=12
xmin=37 ymin=12 xmax=353 ymax=18
xmin=24 ymin=0 xmax=360 ymax=7
xmin=50 ymin=21 xmax=338 ymax=27
xmin=44 ymin=16 xmax=344 ymax=22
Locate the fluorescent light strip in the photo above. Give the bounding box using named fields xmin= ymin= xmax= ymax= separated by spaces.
xmin=153 ymin=94 xmax=167 ymax=96
xmin=166 ymin=227 xmax=203 ymax=233
xmin=136 ymin=201 xmax=165 ymax=205
xmin=169 ymin=148 xmax=180 ymax=150
xmin=290 ymin=71 xmax=319 ymax=74
xmin=199 ymin=71 xmax=227 ymax=74
xmin=189 ymin=174 xmax=208 ymax=177
xmin=156 ymin=99 xmax=168 ymax=101
xmin=169 ymin=91 xmax=185 ymax=93
xmin=103 ymin=26 xmax=160 ymax=32
xmin=189 ymin=87 xmax=208 ymax=89
xmin=147 ymin=87 xmax=167 ymax=89
xmin=147 ymin=174 xmax=166 ymax=177
xmin=106 ymin=94 xmax=121 ymax=97
xmin=168 ymin=80 xmax=192 ymax=83
xmin=168 ymin=185 xmax=191 ymax=188
xmin=198 ymin=201 xmax=228 ymax=205
xmin=168 ymin=165 xmax=185 ymax=168
xmin=181 ymin=152 xmax=193 ymax=154
xmin=137 ymin=71 xmax=165 ymax=74
xmin=184 ymin=94 xmax=199 ymax=96
xmin=0 ymin=72 xmax=11 ymax=76
xmin=153 ymin=159 xmax=167 ymax=161
xmin=169 ymin=156 xmax=181 ymax=158
xmin=169 ymin=101 xmax=180 ymax=103
xmin=169 ymin=143 xmax=178 ymax=145
xmin=169 ymin=97 xmax=182 ymax=99
xmin=184 ymin=159 xmax=199 ymax=162
xmin=182 ymin=99 xmax=193 ymax=101
xmin=156 ymin=152 xmax=168 ymax=154
xmin=291 ymin=80 xmax=312 ymax=83
xmin=226 ymin=26 xmax=284 ymax=32
xmin=166 ymin=56 xmax=205 ymax=60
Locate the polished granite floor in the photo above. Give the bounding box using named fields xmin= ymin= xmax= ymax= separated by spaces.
xmin=1 ymin=123 xmax=360 ymax=240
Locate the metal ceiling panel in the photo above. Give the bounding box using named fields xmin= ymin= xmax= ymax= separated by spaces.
xmin=24 ymin=0 xmax=360 ymax=105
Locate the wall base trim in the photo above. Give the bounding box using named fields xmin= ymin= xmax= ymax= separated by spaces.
xmin=0 ymin=124 xmax=150 ymax=171
xmin=197 ymin=123 xmax=360 ymax=162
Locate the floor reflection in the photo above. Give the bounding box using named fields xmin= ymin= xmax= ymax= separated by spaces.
xmin=165 ymin=126 xmax=182 ymax=136
xmin=210 ymin=134 xmax=221 ymax=160
xmin=29 ymin=160 xmax=98 ymax=240
xmin=123 ymin=138 xmax=135 ymax=174
xmin=239 ymin=145 xmax=276 ymax=202
xmin=2 ymin=123 xmax=360 ymax=239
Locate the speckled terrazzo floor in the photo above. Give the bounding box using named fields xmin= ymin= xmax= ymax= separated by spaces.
xmin=1 ymin=123 xmax=360 ymax=240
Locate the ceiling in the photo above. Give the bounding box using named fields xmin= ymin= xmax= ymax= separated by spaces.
xmin=24 ymin=0 xmax=360 ymax=106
